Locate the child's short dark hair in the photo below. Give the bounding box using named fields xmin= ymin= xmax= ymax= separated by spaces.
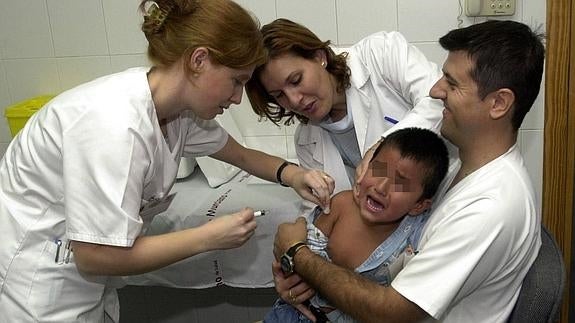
xmin=371 ymin=128 xmax=449 ymax=199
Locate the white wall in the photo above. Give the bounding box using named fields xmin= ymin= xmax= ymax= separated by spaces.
xmin=0 ymin=0 xmax=546 ymax=206
xmin=0 ymin=1 xmax=548 ymax=321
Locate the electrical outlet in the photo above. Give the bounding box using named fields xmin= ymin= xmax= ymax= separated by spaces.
xmin=465 ymin=0 xmax=516 ymax=17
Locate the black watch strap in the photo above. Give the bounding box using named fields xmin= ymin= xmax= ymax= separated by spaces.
xmin=276 ymin=161 xmax=297 ymax=187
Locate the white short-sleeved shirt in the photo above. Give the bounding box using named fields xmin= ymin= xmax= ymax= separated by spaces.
xmin=0 ymin=67 xmax=228 ymax=322
xmin=391 ymin=144 xmax=541 ymax=322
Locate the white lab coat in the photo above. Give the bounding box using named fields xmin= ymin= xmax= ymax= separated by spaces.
xmin=0 ymin=67 xmax=228 ymax=322
xmin=295 ymin=31 xmax=445 ymax=194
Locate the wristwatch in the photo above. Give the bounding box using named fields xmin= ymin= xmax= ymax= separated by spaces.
xmin=280 ymin=241 xmax=307 ymax=276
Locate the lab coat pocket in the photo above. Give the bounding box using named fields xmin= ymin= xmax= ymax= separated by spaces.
xmin=29 ymin=240 xmax=65 ymax=317
xmin=29 ymin=239 xmax=105 ymax=321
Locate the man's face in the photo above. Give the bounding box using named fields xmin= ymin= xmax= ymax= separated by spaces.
xmin=429 ymin=50 xmax=491 ymax=146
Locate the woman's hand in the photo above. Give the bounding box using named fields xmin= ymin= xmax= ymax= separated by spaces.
xmin=201 ymin=208 xmax=257 ymax=250
xmin=210 ymin=140 xmax=334 ymax=213
xmin=354 ymin=138 xmax=383 ymax=188
xmin=272 ymin=260 xmax=317 ymax=322
xmin=288 ymin=168 xmax=335 ymax=214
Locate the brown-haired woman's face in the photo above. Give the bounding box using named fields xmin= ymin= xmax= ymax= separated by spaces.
xmin=259 ymin=52 xmax=336 ymax=123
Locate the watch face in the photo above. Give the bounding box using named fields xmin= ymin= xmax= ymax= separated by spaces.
xmin=280 ymin=255 xmax=292 ymax=275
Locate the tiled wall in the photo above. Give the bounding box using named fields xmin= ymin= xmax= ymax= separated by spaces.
xmin=0 ymin=0 xmax=547 ymax=321
xmin=0 ymin=0 xmax=547 ymax=209
xmin=0 ymin=0 xmax=547 ymax=206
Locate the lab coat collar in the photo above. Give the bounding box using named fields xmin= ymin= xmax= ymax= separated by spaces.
xmin=295 ymin=124 xmax=323 ymax=163
xmin=346 ymin=48 xmax=370 ymax=89
xmin=295 ymin=124 xmax=352 ymax=193
xmin=345 ymin=48 xmax=371 ymax=154
xmin=333 ymin=46 xmax=369 ymax=89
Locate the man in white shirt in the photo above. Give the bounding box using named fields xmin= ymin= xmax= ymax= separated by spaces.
xmin=272 ymin=20 xmax=544 ymax=323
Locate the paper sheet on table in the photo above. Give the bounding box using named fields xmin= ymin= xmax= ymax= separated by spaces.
xmin=124 ymin=170 xmax=305 ymax=289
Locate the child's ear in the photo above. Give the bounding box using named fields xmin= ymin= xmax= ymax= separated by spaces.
xmin=408 ymin=198 xmax=432 ymax=216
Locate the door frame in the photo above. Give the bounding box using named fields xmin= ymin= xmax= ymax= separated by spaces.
xmin=543 ymin=0 xmax=574 ymax=321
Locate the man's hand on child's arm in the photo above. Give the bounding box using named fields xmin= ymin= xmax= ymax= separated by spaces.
xmin=272 ymin=260 xmax=317 ymax=321
xmin=273 ymin=218 xmax=318 ymax=320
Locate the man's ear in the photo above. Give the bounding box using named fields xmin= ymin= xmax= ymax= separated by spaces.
xmin=489 ymin=88 xmax=515 ymax=120
xmin=189 ymin=47 xmax=210 ymax=73
xmin=408 ymin=198 xmax=432 ymax=216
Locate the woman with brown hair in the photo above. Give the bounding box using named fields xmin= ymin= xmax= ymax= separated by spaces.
xmin=246 ymin=19 xmax=445 ymax=204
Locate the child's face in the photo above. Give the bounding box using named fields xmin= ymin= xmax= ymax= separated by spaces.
xmin=353 ymin=146 xmax=431 ymax=225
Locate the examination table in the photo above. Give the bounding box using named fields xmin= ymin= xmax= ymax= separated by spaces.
xmin=119 ymin=167 xmax=303 ymax=322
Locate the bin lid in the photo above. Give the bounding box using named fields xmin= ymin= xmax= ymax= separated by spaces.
xmin=4 ymin=95 xmax=55 ymax=117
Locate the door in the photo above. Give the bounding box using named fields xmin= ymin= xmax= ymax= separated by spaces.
xmin=543 ymin=0 xmax=574 ymax=322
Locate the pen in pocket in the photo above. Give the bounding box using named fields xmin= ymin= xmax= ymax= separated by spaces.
xmin=54 ymin=239 xmax=73 ymax=264
xmin=54 ymin=239 xmax=62 ymax=263
xmin=64 ymin=240 xmax=72 ymax=264
xmin=384 ymin=116 xmax=399 ymax=124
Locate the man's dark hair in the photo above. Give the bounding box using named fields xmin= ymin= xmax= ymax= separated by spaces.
xmin=439 ymin=20 xmax=545 ymax=131
xmin=371 ymin=128 xmax=449 ymax=200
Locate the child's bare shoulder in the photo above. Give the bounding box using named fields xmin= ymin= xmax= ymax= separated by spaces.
xmin=314 ymin=190 xmax=354 ymax=235
xmin=332 ymin=190 xmax=355 ymax=215
xmin=332 ymin=190 xmax=353 ymax=203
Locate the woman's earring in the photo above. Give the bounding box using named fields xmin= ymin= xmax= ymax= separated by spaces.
xmin=321 ymin=61 xmax=326 ymax=68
